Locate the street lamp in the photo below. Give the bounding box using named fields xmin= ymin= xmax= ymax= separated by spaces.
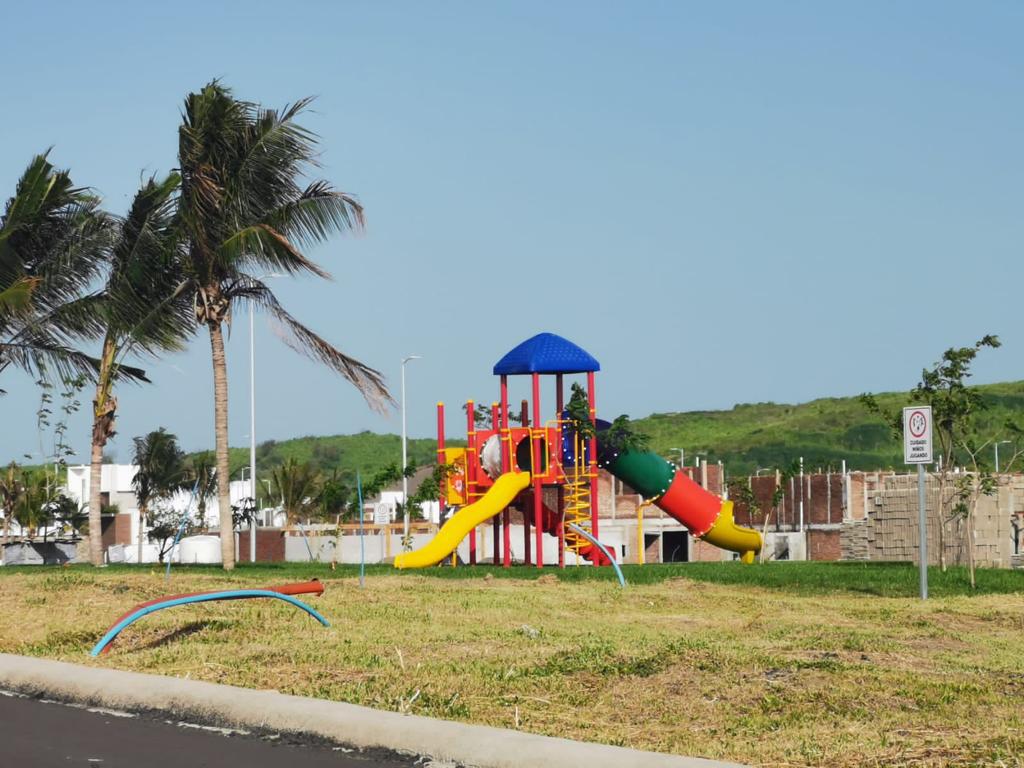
xmin=669 ymin=447 xmax=685 ymax=468
xmin=249 ymin=273 xmax=283 ymax=562
xmin=995 ymin=440 xmax=1012 ymax=473
xmin=755 ymin=467 xmax=772 ymax=477
xmin=401 ymin=355 xmax=422 ymax=538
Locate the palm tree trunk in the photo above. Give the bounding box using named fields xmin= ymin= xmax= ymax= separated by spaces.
xmin=209 ymin=321 xmax=235 ymax=570
xmin=88 ymin=439 xmax=104 ymax=565
xmin=89 ymin=335 xmax=118 ymax=566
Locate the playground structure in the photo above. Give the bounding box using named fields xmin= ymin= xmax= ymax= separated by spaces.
xmin=395 ymin=333 xmax=762 ymax=569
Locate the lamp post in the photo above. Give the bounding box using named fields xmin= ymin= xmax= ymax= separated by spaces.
xmin=669 ymin=447 xmax=685 ymax=468
xmin=401 ymin=355 xmax=422 ymax=538
xmin=249 ymin=273 xmax=283 ymax=562
xmin=995 ymin=440 xmax=1012 ymax=473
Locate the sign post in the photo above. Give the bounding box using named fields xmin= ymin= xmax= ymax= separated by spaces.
xmin=903 ymin=406 xmax=933 ymax=600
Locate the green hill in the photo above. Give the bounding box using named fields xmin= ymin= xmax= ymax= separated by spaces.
xmin=81 ymin=380 xmax=1022 ymax=487
xmin=634 ymin=380 xmax=1024 ymax=474
xmin=189 ymin=431 xmax=463 ymax=486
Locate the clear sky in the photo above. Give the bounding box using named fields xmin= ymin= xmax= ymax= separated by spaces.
xmin=1 ymin=1 xmax=1021 ymax=465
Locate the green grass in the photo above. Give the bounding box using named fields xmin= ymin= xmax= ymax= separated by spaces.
xmin=7 ymin=560 xmax=1019 ymax=599
xmin=2 ymin=561 xmax=1023 ymax=766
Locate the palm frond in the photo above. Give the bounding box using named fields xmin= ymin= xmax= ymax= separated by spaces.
xmin=231 ymin=276 xmax=392 ymax=413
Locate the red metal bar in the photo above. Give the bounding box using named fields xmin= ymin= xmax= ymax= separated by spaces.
xmin=587 ymin=371 xmax=599 ymax=544
xmin=556 ymin=373 xmax=565 ymax=568
xmin=460 ymin=400 xmax=477 ymax=565
xmin=437 ymin=401 xmax=446 ymax=515
xmin=500 ymin=377 xmax=511 ymax=567
xmin=491 ymin=400 xmax=501 ymax=565
xmin=532 ymin=373 xmax=544 ymax=568
xmin=521 ymin=399 xmax=531 ymax=566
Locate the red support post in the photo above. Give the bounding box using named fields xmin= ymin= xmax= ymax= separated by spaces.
xmin=463 ymin=400 xmax=476 ymax=565
xmin=587 ymin=371 xmax=599 ymax=544
xmin=556 ymin=373 xmax=565 ymax=568
xmin=437 ymin=402 xmax=447 ymax=526
xmin=521 ymin=399 xmax=531 ymax=566
xmin=532 ymin=373 xmax=544 ymax=568
xmin=491 ymin=401 xmax=501 ymax=565
xmin=499 ymin=381 xmax=512 ymax=568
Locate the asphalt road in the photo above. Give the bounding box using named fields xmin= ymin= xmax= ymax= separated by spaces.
xmin=0 ymin=692 xmax=418 ymax=767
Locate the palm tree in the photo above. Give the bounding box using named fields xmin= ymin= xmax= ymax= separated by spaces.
xmin=12 ymin=471 xmax=54 ymax=541
xmin=183 ymin=453 xmax=218 ymax=528
xmin=131 ymin=428 xmax=187 ymax=563
xmin=271 ymin=458 xmax=320 ymax=524
xmin=0 ymin=153 xmax=114 ymax=386
xmin=0 ymin=462 xmax=25 ymax=545
xmin=175 ymin=82 xmax=392 ymax=569
xmin=85 ymin=175 xmax=193 ymax=565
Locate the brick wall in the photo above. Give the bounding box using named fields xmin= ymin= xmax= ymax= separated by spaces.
xmin=689 ymin=538 xmax=726 ymax=562
xmin=807 ymin=529 xmax=841 ymax=561
xmin=101 ymin=513 xmax=133 ymax=549
xmin=732 ymin=472 xmax=847 ymax=529
xmin=237 ymin=529 xmax=286 ymax=562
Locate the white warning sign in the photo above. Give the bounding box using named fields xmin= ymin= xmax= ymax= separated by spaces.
xmin=903 ymin=406 xmax=933 ymax=464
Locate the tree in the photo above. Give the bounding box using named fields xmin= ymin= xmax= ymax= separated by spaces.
xmin=0 ymin=462 xmax=25 ymax=544
xmin=862 ymin=335 xmax=1001 ymax=585
xmin=86 ymin=175 xmax=193 ymax=566
xmin=131 ymin=429 xmax=188 ymax=562
xmin=271 ymin=458 xmax=320 ymax=524
xmin=0 ymin=153 xmax=123 ymax=387
xmin=317 ymin=468 xmax=351 ymax=521
xmin=183 ymin=453 xmax=218 ymax=528
xmin=175 ymin=82 xmax=392 ymax=569
xmin=11 ymin=470 xmax=55 ymax=541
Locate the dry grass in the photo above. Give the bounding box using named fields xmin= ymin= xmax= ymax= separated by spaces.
xmin=1 ymin=565 xmax=1023 ymax=767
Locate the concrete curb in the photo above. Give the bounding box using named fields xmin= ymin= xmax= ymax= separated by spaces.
xmin=0 ymin=653 xmax=741 ymax=768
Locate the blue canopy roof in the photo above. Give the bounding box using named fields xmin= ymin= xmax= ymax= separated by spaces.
xmin=493 ymin=333 xmax=600 ymax=375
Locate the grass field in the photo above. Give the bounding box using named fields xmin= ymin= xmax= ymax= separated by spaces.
xmin=1 ymin=562 xmax=1023 ymax=766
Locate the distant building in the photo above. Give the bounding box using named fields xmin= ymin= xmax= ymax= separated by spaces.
xmin=63 ymin=464 xmax=255 ymax=563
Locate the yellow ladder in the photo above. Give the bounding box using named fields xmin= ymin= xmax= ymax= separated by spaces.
xmin=562 ymin=434 xmax=594 ymax=562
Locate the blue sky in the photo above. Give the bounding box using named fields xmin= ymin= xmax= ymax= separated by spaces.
xmin=1 ymin=1 xmax=1021 ymax=464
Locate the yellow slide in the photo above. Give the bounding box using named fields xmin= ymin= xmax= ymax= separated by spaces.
xmin=394 ymin=471 xmax=532 ymax=569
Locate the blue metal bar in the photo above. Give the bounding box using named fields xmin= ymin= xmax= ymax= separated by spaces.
xmin=566 ymin=523 xmax=626 ymax=587
xmin=90 ymin=589 xmax=330 ymax=657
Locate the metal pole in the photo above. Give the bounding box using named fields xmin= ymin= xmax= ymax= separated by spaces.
xmin=399 ymin=355 xmax=421 ymax=538
xmin=401 ymin=361 xmax=408 ymax=538
xmin=357 ymin=472 xmax=365 ymax=589
xmin=249 ymin=304 xmax=257 ymax=563
xmin=995 ymin=441 xmax=1011 ymax=473
xmin=794 ymin=456 xmax=802 ymax=536
xmin=918 ymin=463 xmax=928 ymax=600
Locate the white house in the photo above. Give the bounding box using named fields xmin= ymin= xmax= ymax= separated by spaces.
xmin=65 ymin=464 xmax=255 ymax=563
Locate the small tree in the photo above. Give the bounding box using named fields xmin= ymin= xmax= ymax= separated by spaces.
xmin=317 ymin=468 xmax=351 ymax=521
xmin=0 ymin=462 xmax=24 ymax=544
xmin=271 ymin=458 xmax=321 ymax=524
xmin=461 ymin=402 xmax=523 ymax=428
xmin=12 ymin=470 xmax=55 ymax=541
xmin=183 ymin=453 xmax=218 ymax=528
xmin=131 ymin=429 xmax=188 ymax=561
xmin=862 ymin=335 xmax=1000 ymax=584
